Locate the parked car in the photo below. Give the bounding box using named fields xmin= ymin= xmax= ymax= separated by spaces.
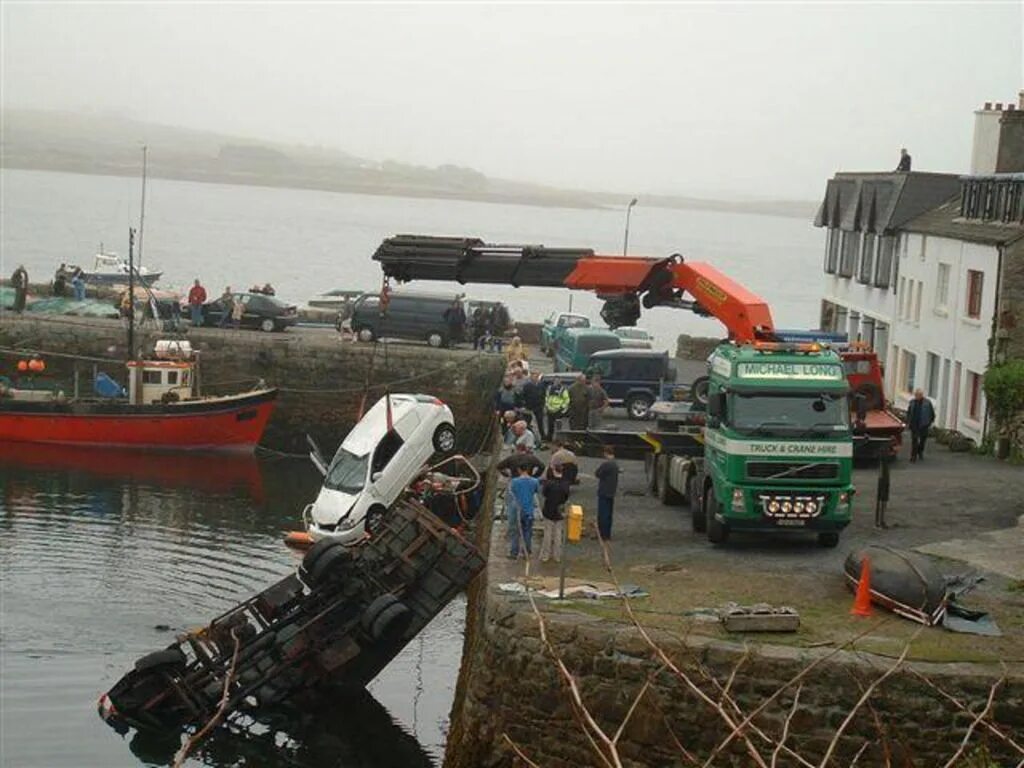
xmin=202 ymin=292 xmax=298 ymax=332
xmin=307 ymin=394 xmax=457 ymax=544
xmin=553 ymin=327 xmax=621 ymax=373
xmin=351 ymin=291 xmax=465 ymax=348
xmin=614 ymin=327 xmax=653 ymax=349
xmin=544 ymin=349 xmax=677 ymax=419
xmin=540 ymin=312 xmax=591 ymax=356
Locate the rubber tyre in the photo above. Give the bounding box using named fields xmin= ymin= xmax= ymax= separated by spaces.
xmin=364 ymin=505 xmax=388 ymax=536
xmin=626 ymin=394 xmax=654 ymax=421
xmin=426 ymin=332 xmax=445 ymax=348
xmin=260 ymin=318 xmax=275 ymax=333
xmin=301 ymin=538 xmax=344 ymax=575
xmin=310 ymin=545 xmax=354 ymax=586
xmin=691 ymin=376 xmax=710 ymax=406
xmin=357 ymin=327 xmax=374 ymax=343
xmin=690 ymin=474 xmax=706 ymax=532
xmin=369 ymin=602 xmax=413 ymax=642
xmin=704 ymin=485 xmax=728 ymax=545
xmin=644 ymin=452 xmax=658 ymax=496
xmin=656 ymin=455 xmax=684 ymax=506
xmin=134 ymin=648 xmax=186 ymax=672
xmin=817 ymin=532 xmax=840 ymax=548
xmin=432 ymin=422 xmax=457 ymax=454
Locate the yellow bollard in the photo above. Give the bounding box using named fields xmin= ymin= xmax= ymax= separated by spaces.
xmin=567 ymin=504 xmax=584 ymax=543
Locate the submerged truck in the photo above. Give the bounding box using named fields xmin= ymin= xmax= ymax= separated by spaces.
xmin=372 ymin=235 xmax=856 ymax=547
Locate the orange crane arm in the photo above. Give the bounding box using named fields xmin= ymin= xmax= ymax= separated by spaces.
xmin=373 ymin=236 xmax=777 ymax=343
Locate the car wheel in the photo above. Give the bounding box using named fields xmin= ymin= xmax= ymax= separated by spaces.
xmin=364 ymin=505 xmax=388 ymax=536
xmin=704 ymin=485 xmax=728 ymax=545
xmin=691 ymin=376 xmax=710 ymax=406
xmin=426 ymin=332 xmax=445 ymax=348
xmin=817 ymin=532 xmax=840 ymax=548
xmin=134 ymin=648 xmax=186 ymax=673
xmin=626 ymin=394 xmax=654 ymax=420
xmin=357 ymin=327 xmax=374 ymax=343
xmin=432 ymin=422 xmax=457 ymax=454
xmin=260 ymin=318 xmax=275 ymax=333
xmin=690 ymin=474 xmax=706 ymax=532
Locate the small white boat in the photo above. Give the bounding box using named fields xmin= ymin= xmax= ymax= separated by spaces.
xmin=81 ymin=247 xmax=163 ymax=285
xmin=307 ymin=289 xmax=365 ymax=310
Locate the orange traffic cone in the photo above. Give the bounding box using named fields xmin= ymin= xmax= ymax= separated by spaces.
xmin=850 ymin=555 xmax=873 ymax=617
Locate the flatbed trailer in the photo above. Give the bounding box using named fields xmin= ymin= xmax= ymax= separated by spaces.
xmin=100 ymin=499 xmax=485 ymax=734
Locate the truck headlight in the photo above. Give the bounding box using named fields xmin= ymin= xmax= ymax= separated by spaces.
xmin=781 ymin=501 xmax=792 ymax=514
xmin=731 ymin=489 xmax=744 ymax=512
xmin=806 ymin=502 xmax=817 ymax=514
xmin=794 ymin=501 xmax=805 ymax=514
xmin=768 ymin=500 xmax=780 ymax=514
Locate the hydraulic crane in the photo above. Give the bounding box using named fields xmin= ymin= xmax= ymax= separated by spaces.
xmin=373 ymin=235 xmax=776 ymax=343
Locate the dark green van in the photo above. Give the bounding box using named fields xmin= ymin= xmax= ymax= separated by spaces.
xmin=553 ymin=328 xmax=621 ymax=372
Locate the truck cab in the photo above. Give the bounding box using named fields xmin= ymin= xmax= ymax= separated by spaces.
xmin=698 ymin=343 xmax=854 ymax=547
xmin=540 ymin=312 xmax=590 ymax=356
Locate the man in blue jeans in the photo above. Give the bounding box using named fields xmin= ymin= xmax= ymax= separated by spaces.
xmin=508 ymin=465 xmax=540 ymax=559
xmin=594 ymin=446 xmax=621 ymax=541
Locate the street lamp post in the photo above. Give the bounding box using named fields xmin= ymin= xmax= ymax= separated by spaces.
xmin=623 ymin=197 xmax=638 ymax=256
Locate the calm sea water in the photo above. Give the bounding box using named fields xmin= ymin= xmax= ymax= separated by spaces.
xmin=0 ymin=169 xmax=826 ymax=349
xmin=0 ymin=450 xmax=462 ymax=767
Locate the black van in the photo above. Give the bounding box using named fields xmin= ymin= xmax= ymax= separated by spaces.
xmin=351 ymin=291 xmax=464 ymax=347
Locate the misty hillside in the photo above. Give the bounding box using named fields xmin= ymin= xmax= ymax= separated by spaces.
xmin=0 ymin=110 xmax=815 ymax=218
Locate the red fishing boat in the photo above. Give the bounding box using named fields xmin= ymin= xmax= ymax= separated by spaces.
xmin=0 ymin=340 xmax=277 ymax=452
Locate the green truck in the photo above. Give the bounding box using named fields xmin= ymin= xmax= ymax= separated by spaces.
xmin=651 ymin=341 xmax=854 ymax=547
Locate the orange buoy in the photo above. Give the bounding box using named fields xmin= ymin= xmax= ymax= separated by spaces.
xmin=28 ymin=359 xmax=45 ymax=372
xmin=850 ymin=556 xmax=873 ymax=618
xmin=283 ymin=531 xmax=314 ymax=551
xmin=17 ymin=360 xmax=28 ymax=372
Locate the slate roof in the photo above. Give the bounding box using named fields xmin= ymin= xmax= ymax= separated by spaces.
xmin=813 ymin=172 xmax=961 ymax=234
xmin=901 ymin=196 xmax=1024 ymax=246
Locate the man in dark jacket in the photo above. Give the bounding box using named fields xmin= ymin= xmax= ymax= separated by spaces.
xmin=521 ymin=371 xmax=546 ymax=442
xmin=906 ymin=388 xmax=935 ymax=462
xmin=539 ymin=467 xmax=571 ymax=562
xmin=594 ymin=446 xmax=621 ymax=540
xmin=443 ymin=298 xmax=466 ymax=345
xmin=11 ymin=265 xmax=29 ymax=313
xmin=896 ymin=148 xmax=912 ymax=172
xmin=567 ymin=374 xmax=590 ymax=430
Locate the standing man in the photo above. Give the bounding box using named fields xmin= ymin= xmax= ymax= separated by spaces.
xmin=217 ymin=287 xmax=234 ymax=328
xmin=521 ymin=371 xmax=546 ymax=442
xmin=508 ymin=465 xmax=540 ymax=560
xmin=539 ymin=466 xmax=570 ymax=563
xmin=10 ymin=265 xmax=29 ymax=313
xmin=567 ymin=373 xmax=591 ymax=430
xmin=544 ymin=381 xmax=570 ymax=442
xmin=443 ymin=297 xmax=466 ymax=346
xmin=594 ymin=446 xmax=621 ymax=541
xmin=187 ymin=279 xmax=207 ymax=326
xmin=906 ymin=388 xmax=935 ymax=462
xmin=896 ymin=148 xmax=912 ymax=172
xmin=231 ymin=296 xmax=246 ymax=330
xmin=589 ymin=373 xmax=610 ymax=429
xmin=470 ymin=305 xmax=486 ymax=349
xmin=71 ymin=270 xmax=86 ymax=301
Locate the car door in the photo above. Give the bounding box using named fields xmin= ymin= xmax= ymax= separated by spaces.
xmin=369 ymin=407 xmax=424 ymax=502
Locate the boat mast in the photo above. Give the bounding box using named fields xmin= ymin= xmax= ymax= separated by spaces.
xmin=128 ymin=227 xmax=136 ymax=360
xmin=138 ymin=145 xmax=148 ymax=269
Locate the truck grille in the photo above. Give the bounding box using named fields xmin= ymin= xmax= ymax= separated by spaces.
xmin=746 ymin=461 xmax=839 ymax=480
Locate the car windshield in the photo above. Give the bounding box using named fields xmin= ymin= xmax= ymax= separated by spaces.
xmin=564 ymin=316 xmax=589 ymax=328
xmin=578 ymin=337 xmax=618 ymax=355
xmin=323 ymin=448 xmax=370 ymax=493
xmin=729 ymin=393 xmax=848 ymax=436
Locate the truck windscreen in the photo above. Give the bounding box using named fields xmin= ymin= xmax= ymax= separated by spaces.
xmin=729 ymin=393 xmax=848 ymax=436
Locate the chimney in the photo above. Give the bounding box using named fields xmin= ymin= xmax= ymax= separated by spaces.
xmin=972 ymin=102 xmax=1004 ymax=173
xmin=984 ymin=102 xmax=993 ymax=110
xmin=996 ymin=102 xmax=1004 ymax=111
xmin=1019 ymin=90 xmax=1024 ymax=110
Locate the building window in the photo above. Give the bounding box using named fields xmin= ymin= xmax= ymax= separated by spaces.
xmin=967 ymin=371 xmax=982 ymax=420
xmin=918 ymin=235 xmax=928 ymax=261
xmin=898 ymin=277 xmax=907 ymax=319
xmin=820 ymin=300 xmax=838 ymax=331
xmin=824 ymin=229 xmax=839 ymax=274
xmin=838 ymin=231 xmax=859 ymax=277
xmin=926 ymin=352 xmax=940 ymax=398
xmin=935 ymin=263 xmax=950 ymax=310
xmin=966 ymin=270 xmax=984 ymax=319
xmin=913 ymin=280 xmax=923 ymax=323
xmin=901 ymin=350 xmax=917 ymax=392
xmin=875 ymin=235 xmax=895 ymax=289
xmin=858 ymin=233 xmax=876 ymax=284
xmin=167 ymin=371 xmax=178 ymax=385
xmin=142 ymin=370 xmax=161 ymax=384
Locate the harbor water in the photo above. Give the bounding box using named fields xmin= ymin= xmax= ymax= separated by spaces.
xmin=0 ymin=450 xmax=461 ymax=767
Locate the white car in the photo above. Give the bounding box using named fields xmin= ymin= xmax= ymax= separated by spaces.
xmin=306 ymin=394 xmax=456 ymax=544
xmin=614 ymin=327 xmax=653 ymax=349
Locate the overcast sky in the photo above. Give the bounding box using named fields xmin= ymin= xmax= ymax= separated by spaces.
xmin=2 ymin=2 xmax=1021 ymax=199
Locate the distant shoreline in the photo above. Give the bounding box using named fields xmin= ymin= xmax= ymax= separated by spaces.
xmin=0 ymin=160 xmax=816 ymax=220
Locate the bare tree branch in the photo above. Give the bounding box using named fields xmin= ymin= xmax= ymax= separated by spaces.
xmin=941 ymin=676 xmax=1004 ymax=768
xmin=173 ymin=628 xmax=241 ymax=768
xmin=770 ymin=684 xmax=803 ymax=768
xmin=612 ymin=669 xmax=660 ymax=745
xmin=502 ymin=733 xmax=542 ymax=768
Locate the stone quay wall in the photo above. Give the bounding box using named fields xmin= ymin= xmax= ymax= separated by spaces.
xmin=0 ymin=314 xmax=505 ymax=453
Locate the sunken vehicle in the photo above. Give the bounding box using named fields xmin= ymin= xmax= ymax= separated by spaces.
xmin=99 ymin=498 xmax=485 ymax=733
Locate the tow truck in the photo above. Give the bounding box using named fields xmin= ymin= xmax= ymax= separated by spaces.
xmin=373 ymin=235 xmax=856 ymax=547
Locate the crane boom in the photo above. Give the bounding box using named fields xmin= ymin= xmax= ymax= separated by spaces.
xmin=373 ymin=235 xmax=776 ymax=343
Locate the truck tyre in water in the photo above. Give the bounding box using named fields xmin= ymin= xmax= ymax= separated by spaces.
xmin=657 ymin=455 xmax=683 ymax=506
xmin=689 ymin=474 xmax=706 ymax=532
xmin=704 ymin=485 xmax=729 ymax=544
xmin=310 ymin=544 xmax=354 ymax=586
xmin=361 ymin=594 xmax=413 ymax=642
xmin=626 ymin=394 xmax=653 ymax=420
xmin=134 ymin=648 xmax=186 ymax=673
xmin=300 ymin=538 xmax=344 ymax=577
xmin=432 ymin=423 xmax=457 ymax=453
xmin=818 ymin=532 xmax=840 ymax=548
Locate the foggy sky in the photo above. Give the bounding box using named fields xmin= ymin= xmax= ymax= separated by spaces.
xmin=2 ymin=2 xmax=1021 ymax=199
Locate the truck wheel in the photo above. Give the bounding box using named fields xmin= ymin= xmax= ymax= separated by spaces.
xmin=704 ymin=486 xmax=729 ymax=545
xmin=691 ymin=376 xmax=710 ymax=405
xmin=817 ymin=532 xmax=840 ymax=548
xmin=362 ymin=594 xmax=413 ymax=642
xmin=310 ymin=544 xmax=355 ymax=586
xmin=626 ymin=394 xmax=654 ymax=420
xmin=134 ymin=648 xmax=186 ymax=673
xmin=644 ymin=452 xmax=658 ymax=496
xmin=657 ymin=455 xmax=683 ymax=506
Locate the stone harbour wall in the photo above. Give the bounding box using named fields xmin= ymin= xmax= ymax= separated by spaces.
xmin=445 ymin=592 xmax=1023 ymax=768
xmin=0 ymin=314 xmax=505 ymax=453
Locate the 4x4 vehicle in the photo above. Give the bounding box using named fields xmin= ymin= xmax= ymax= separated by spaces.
xmin=351 ymin=292 xmax=463 ymax=347
xmin=553 ymin=327 xmax=621 ymax=372
xmin=614 ymin=327 xmax=653 ymax=349
xmin=544 ymin=348 xmax=676 ymax=419
xmin=202 ymin=292 xmax=298 ymax=332
xmin=540 ymin=312 xmax=591 ymax=356
xmin=306 ymin=394 xmax=456 ymax=544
